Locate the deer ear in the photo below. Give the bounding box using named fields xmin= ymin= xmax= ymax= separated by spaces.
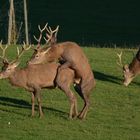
xmin=50 ymin=36 xmax=57 ymax=45
xmin=44 ymin=47 xmax=51 ymax=54
xmin=3 ymin=59 xmax=9 ymax=65
xmin=36 ymin=45 xmax=41 ymax=49
xmin=123 ymin=64 xmax=129 ymax=72
xmin=12 ymin=62 xmax=20 ymax=68
xmin=34 ymin=48 xmax=38 ymax=52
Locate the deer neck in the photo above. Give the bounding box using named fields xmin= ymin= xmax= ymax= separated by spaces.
xmin=8 ymin=68 xmax=26 ymax=87
xmin=47 ymin=44 xmax=64 ymax=62
xmin=129 ymin=57 xmax=140 ymax=76
xmin=54 ymin=44 xmax=64 ymax=56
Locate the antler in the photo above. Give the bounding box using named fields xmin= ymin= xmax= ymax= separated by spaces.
xmin=0 ymin=40 xmax=9 ymax=62
xmin=33 ymin=23 xmax=48 ymax=45
xmin=17 ymin=42 xmax=31 ymax=59
xmin=11 ymin=42 xmax=31 ymax=63
xmin=116 ymin=51 xmax=123 ymax=67
xmin=44 ymin=25 xmax=59 ymax=44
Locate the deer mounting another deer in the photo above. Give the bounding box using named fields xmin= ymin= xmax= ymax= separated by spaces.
xmin=28 ymin=23 xmax=95 ymax=119
xmin=0 ymin=43 xmax=79 ymax=119
xmin=117 ymin=48 xmax=140 ymax=86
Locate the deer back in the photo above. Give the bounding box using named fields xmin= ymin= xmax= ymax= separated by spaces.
xmin=25 ymin=63 xmax=59 ymax=88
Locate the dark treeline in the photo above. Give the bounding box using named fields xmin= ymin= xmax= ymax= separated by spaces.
xmin=0 ymin=0 xmax=140 ymax=46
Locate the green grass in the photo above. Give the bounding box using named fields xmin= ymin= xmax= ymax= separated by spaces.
xmin=0 ymin=46 xmax=140 ymax=140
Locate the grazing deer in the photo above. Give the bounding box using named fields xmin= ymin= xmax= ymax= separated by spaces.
xmin=0 ymin=43 xmax=78 ymax=119
xmin=117 ymin=48 xmax=140 ymax=86
xmin=28 ymin=24 xmax=95 ymax=119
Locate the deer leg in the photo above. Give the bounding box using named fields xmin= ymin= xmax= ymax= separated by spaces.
xmin=78 ymin=95 xmax=90 ymax=119
xmin=73 ymin=97 xmax=78 ymax=118
xmin=67 ymin=90 xmax=78 ymax=119
xmin=61 ymin=86 xmax=78 ymax=119
xmin=75 ymin=81 xmax=91 ymax=120
xmin=35 ymin=88 xmax=44 ymax=118
xmin=56 ymin=81 xmax=78 ymax=119
xmin=56 ymin=68 xmax=78 ymax=119
xmin=31 ymin=92 xmax=35 ymax=117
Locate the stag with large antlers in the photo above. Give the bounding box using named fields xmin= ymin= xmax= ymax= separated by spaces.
xmin=117 ymin=48 xmax=140 ymax=86
xmin=0 ymin=43 xmax=79 ymax=119
xmin=28 ymin=24 xmax=95 ymax=119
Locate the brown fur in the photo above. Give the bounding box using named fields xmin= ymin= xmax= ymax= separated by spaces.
xmin=0 ymin=62 xmax=78 ymax=119
xmin=28 ymin=41 xmax=95 ymax=119
xmin=123 ymin=48 xmax=140 ymax=86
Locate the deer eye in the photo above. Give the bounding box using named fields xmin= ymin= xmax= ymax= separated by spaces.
xmin=36 ymin=55 xmax=39 ymax=58
xmin=7 ymin=68 xmax=11 ymax=71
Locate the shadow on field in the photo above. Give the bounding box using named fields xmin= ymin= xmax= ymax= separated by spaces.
xmin=93 ymin=70 xmax=122 ymax=85
xmin=93 ymin=70 xmax=140 ymax=86
xmin=0 ymin=96 xmax=68 ymax=118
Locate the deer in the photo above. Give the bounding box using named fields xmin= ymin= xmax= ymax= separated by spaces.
xmin=0 ymin=42 xmax=78 ymax=119
xmin=117 ymin=48 xmax=140 ymax=86
xmin=28 ymin=23 xmax=96 ymax=119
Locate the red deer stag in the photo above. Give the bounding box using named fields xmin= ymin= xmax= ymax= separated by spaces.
xmin=0 ymin=43 xmax=78 ymax=119
xmin=28 ymin=24 xmax=95 ymax=119
xmin=117 ymin=48 xmax=140 ymax=86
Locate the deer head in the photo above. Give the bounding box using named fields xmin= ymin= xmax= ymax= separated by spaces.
xmin=117 ymin=51 xmax=135 ymax=86
xmin=0 ymin=42 xmax=31 ymax=79
xmin=28 ymin=24 xmax=59 ymax=65
xmin=0 ymin=61 xmax=19 ymax=79
xmin=122 ymin=64 xmax=135 ymax=86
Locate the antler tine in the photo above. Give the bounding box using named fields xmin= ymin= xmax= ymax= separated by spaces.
xmin=47 ymin=25 xmax=59 ymax=34
xmin=44 ymin=25 xmax=59 ymax=44
xmin=22 ymin=41 xmax=31 ymax=51
xmin=0 ymin=41 xmax=9 ymax=60
xmin=38 ymin=23 xmax=48 ymax=33
xmin=54 ymin=25 xmax=59 ymax=38
xmin=116 ymin=51 xmax=123 ymax=67
xmin=14 ymin=42 xmax=31 ymax=62
xmin=43 ymin=34 xmax=52 ymax=43
xmin=33 ymin=34 xmax=42 ymax=43
xmin=44 ymin=26 xmax=52 ymax=43
xmin=33 ymin=23 xmax=48 ymax=44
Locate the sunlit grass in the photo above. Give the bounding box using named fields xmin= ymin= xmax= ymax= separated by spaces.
xmin=0 ymin=46 xmax=139 ymax=140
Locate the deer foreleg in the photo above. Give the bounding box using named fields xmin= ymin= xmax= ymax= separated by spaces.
xmin=35 ymin=88 xmax=44 ymax=118
xmin=31 ymin=92 xmax=35 ymax=117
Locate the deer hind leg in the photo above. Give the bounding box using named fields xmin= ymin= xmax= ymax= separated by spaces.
xmin=62 ymin=87 xmax=78 ymax=119
xmin=57 ymin=83 xmax=78 ymax=119
xmin=79 ymin=77 xmax=95 ymax=119
xmin=74 ymin=80 xmax=92 ymax=120
xmin=56 ymin=69 xmax=78 ymax=119
xmin=74 ymin=86 xmax=90 ymax=119
xmin=78 ymin=93 xmax=90 ymax=120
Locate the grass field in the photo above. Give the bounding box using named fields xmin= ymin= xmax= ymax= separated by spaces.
xmin=0 ymin=46 xmax=140 ymax=140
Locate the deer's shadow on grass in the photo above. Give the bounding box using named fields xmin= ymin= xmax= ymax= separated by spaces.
xmin=93 ymin=70 xmax=140 ymax=86
xmin=0 ymin=96 xmax=68 ymax=119
xmin=93 ymin=70 xmax=122 ymax=85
